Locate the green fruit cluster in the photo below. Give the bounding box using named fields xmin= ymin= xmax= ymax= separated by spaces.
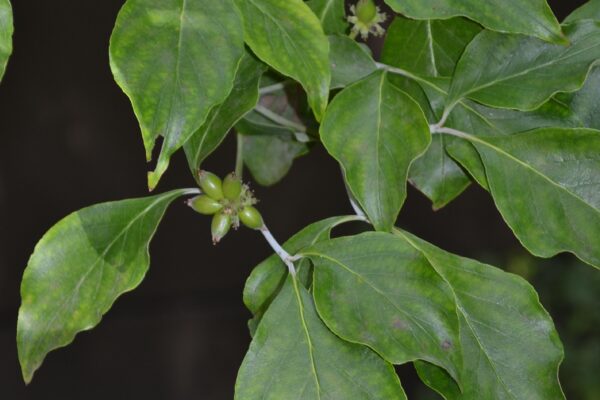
xmin=187 ymin=171 xmax=264 ymax=244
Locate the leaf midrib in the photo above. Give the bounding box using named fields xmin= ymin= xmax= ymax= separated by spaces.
xmin=425 ymin=21 xmax=439 ymax=77
xmin=468 ymin=133 xmax=600 ymax=215
xmin=451 ymin=30 xmax=600 ymax=103
xmin=24 ymin=190 xmax=187 ymax=362
xmin=304 ymin=251 xmax=451 ymax=360
xmin=317 ymin=0 xmax=336 ymax=23
xmin=23 ymin=190 xmax=191 ymax=364
xmin=395 ymin=230 xmax=516 ymax=399
xmin=245 ymin=0 xmax=316 ymax=85
xmin=292 ymin=278 xmax=322 ymax=399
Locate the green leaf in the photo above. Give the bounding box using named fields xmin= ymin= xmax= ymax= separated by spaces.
xmin=235 ymin=277 xmax=407 ymax=400
xmin=321 ymin=71 xmax=431 ymax=231
xmin=329 ymin=34 xmax=377 ymax=89
xmin=457 ymin=128 xmax=600 ymax=269
xmin=241 ymin=132 xmax=307 ymax=187
xmin=183 ymin=53 xmax=267 ymax=177
xmin=0 ymin=0 xmax=12 ymax=81
xmin=234 ymin=0 xmax=330 ymax=121
xmin=236 ymin=80 xmax=314 ymax=186
xmin=447 ymin=21 xmax=600 ymax=112
xmin=243 ymin=216 xmax=364 ymax=331
xmin=444 ymin=68 xmax=600 ymax=188
xmin=409 ymin=135 xmax=472 ymax=210
xmin=414 ymin=362 xmax=461 ymax=399
xmin=424 ymin=81 xmax=579 ymax=192
xmin=382 ymin=16 xmax=480 ymax=209
xmin=236 ymin=111 xmax=308 ymax=187
xmin=307 ymin=0 xmax=348 ymax=35
xmin=382 ymin=0 xmax=564 ymax=44
xmin=565 ymin=0 xmax=600 ymax=23
xmin=109 ymin=0 xmax=244 ymax=190
xmin=382 ymin=16 xmax=481 ymax=79
xmin=395 ymin=230 xmax=565 ymax=400
xmin=445 ymin=141 xmax=489 ymax=190
xmin=554 ymin=67 xmax=600 ymax=130
xmin=303 ymin=232 xmax=463 ymax=383
xmin=17 ymin=189 xmax=196 ymax=383
xmin=415 ymin=76 xmax=582 ymax=193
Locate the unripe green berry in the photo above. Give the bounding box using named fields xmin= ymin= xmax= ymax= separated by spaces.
xmin=198 ymin=170 xmax=224 ymax=200
xmin=239 ymin=206 xmax=264 ymax=230
xmin=188 ymin=195 xmax=222 ymax=215
xmin=356 ymin=0 xmax=377 ymax=24
xmin=223 ymin=172 xmax=242 ymax=201
xmin=211 ymin=212 xmax=231 ymax=244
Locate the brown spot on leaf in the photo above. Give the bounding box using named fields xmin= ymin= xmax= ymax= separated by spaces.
xmin=441 ymin=340 xmax=453 ymax=350
xmin=393 ymin=318 xmax=408 ymax=330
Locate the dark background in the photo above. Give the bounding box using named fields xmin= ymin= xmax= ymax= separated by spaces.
xmin=1 ymin=0 xmax=598 ymax=399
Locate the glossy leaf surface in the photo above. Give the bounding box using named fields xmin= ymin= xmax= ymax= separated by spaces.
xmin=396 ymin=230 xmax=564 ymax=400
xmin=305 ymin=233 xmax=462 ymax=381
xmin=0 ymin=0 xmax=12 ymax=81
xmin=236 ymin=277 xmax=407 ymax=400
xmin=307 ymin=0 xmax=348 ymax=35
xmin=329 ymin=34 xmax=377 ymax=89
xmin=321 ymin=71 xmax=430 ymax=231
xmin=17 ymin=189 xmax=196 ymax=383
xmin=110 ymin=0 xmax=244 ymax=190
xmin=184 ymin=53 xmax=267 ymax=177
xmin=447 ymin=21 xmax=600 ymax=111
xmin=465 ymin=128 xmax=600 ymax=269
xmin=235 ymin=0 xmax=330 ymax=121
xmin=382 ymin=0 xmax=563 ymax=43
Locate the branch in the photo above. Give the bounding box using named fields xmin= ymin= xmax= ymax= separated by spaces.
xmin=430 ymin=125 xmax=476 ymax=141
xmin=259 ymin=82 xmax=289 ymax=95
xmin=375 ymin=62 xmax=443 ymax=93
xmin=341 ymin=168 xmax=368 ymax=220
xmin=235 ymin=133 xmax=244 ymax=178
xmin=254 ymin=104 xmax=307 ymax=133
xmin=260 ymin=225 xmax=297 ymax=276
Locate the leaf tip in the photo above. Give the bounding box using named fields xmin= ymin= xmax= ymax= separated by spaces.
xmin=22 ymin=369 xmax=34 ymax=386
xmin=17 ymin=347 xmax=37 ymax=385
xmin=147 ymin=158 xmax=170 ymax=192
xmin=147 ymin=172 xmax=158 ymax=192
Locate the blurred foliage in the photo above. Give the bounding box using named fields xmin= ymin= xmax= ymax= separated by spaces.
xmin=505 ymin=252 xmax=599 ymax=400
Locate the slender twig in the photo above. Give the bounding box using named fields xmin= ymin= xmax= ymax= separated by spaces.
xmin=183 ymin=188 xmax=201 ymax=196
xmin=341 ymin=169 xmax=367 ymax=219
xmin=259 ymin=82 xmax=289 ymax=95
xmin=375 ymin=62 xmax=442 ymax=92
xmin=348 ymin=196 xmax=366 ymax=219
xmin=431 ymin=107 xmax=452 ymax=130
xmin=254 ymin=104 xmax=307 ymax=133
xmin=235 ymin=133 xmax=244 ymax=178
xmin=430 ymin=125 xmax=474 ymax=141
xmin=260 ymin=225 xmax=297 ymax=276
xmin=376 ymin=62 xmax=463 ymax=130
